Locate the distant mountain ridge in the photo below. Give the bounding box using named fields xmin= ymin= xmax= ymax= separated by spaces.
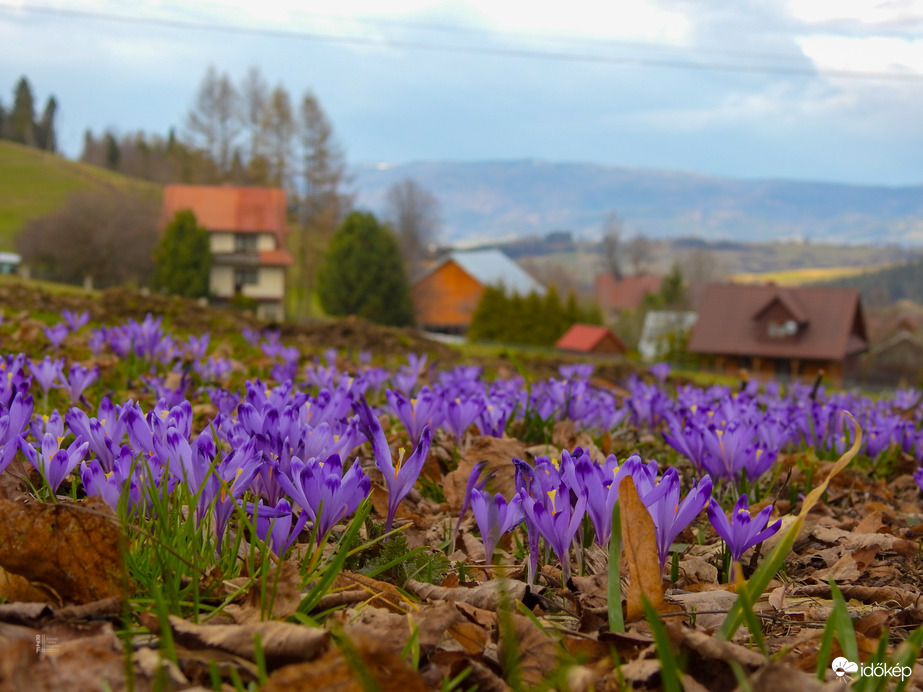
xmin=351 ymin=160 xmax=923 ymax=246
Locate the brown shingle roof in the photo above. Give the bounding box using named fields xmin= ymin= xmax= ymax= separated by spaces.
xmin=555 ymin=324 xmax=627 ymax=353
xmin=689 ymin=283 xmax=868 ymax=360
xmin=162 ymin=185 xmax=289 ymax=235
xmin=595 ymin=274 xmax=661 ymax=311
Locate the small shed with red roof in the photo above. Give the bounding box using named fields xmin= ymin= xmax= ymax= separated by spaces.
xmin=555 ymin=323 xmax=627 ymax=355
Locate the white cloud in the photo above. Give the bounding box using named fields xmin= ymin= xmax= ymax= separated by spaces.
xmin=788 ymin=0 xmax=923 ymax=26
xmin=797 ymin=35 xmax=923 ymax=74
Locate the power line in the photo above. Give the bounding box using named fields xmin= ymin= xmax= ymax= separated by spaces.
xmin=2 ymin=2 xmax=922 ymax=82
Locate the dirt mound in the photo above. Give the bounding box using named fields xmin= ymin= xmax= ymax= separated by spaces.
xmin=0 ymin=280 xmax=459 ymax=361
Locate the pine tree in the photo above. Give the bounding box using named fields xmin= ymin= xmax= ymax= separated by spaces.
xmin=7 ymin=77 xmax=36 ymax=146
xmin=469 ymin=285 xmax=508 ymax=341
xmin=152 ymin=210 xmax=212 ymax=298
xmin=316 ymin=211 xmax=413 ymax=326
xmin=34 ymin=96 xmax=56 ymax=152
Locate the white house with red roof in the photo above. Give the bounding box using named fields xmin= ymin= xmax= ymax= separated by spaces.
xmin=162 ymin=185 xmax=293 ymax=321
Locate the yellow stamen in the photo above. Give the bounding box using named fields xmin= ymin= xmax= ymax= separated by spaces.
xmin=395 ymin=448 xmax=406 ymax=479
xmin=547 ymin=489 xmax=558 ymax=515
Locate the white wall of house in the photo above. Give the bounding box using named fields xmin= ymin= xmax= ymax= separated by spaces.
xmin=257 ymin=233 xmax=276 ymax=251
xmin=243 ymin=267 xmax=285 ymax=299
xmin=210 ymin=266 xmax=235 ymax=297
xmin=210 ymin=232 xmax=235 ymax=253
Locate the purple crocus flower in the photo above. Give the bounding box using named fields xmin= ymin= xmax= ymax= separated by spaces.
xmin=915 ymin=467 xmax=923 ymax=494
xmin=454 ymin=460 xmax=493 ymax=544
xmin=445 ymin=395 xmax=485 ymax=441
xmin=356 ymin=398 xmax=432 ymax=532
xmin=62 ymin=309 xmax=90 ymax=332
xmin=80 ymin=446 xmax=141 ymax=513
xmin=276 ymin=454 xmax=370 ymax=543
xmin=469 ymin=488 xmax=524 ymax=565
xmin=60 ymin=363 xmax=99 ymax=405
xmin=20 ymin=433 xmax=89 ymax=493
xmin=650 ymin=363 xmax=671 ymax=382
xmin=386 ymin=388 xmax=443 ymax=446
xmin=44 ymin=323 xmax=69 ymax=349
xmin=707 ymin=495 xmax=781 ymax=576
xmin=642 ymin=468 xmax=713 ymax=574
xmin=0 ymin=392 xmax=34 ymax=446
xmin=247 ymin=498 xmax=309 ymax=557
xmin=519 ymin=481 xmax=587 ymax=581
xmin=29 ymin=356 xmax=64 ymax=395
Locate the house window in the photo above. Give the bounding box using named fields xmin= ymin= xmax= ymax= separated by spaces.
xmin=767 ymin=319 xmax=798 ymax=338
xmin=235 ymin=234 xmax=258 ymax=252
xmin=234 ymin=268 xmax=259 ymax=288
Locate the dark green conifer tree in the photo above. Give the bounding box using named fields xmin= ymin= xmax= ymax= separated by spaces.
xmin=316 ymin=211 xmax=414 ymax=326
xmin=152 ymin=210 xmax=212 ymax=298
xmin=7 ymin=77 xmax=36 ymax=146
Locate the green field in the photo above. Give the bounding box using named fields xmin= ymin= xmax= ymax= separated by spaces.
xmin=0 ymin=141 xmax=161 ymax=251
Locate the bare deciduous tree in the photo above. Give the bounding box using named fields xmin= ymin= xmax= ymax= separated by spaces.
xmin=679 ymin=248 xmax=723 ymax=308
xmin=238 ymin=66 xmax=268 ymax=166
xmin=289 ymin=91 xmax=351 ymax=318
xmin=600 ymin=211 xmax=623 ymax=280
xmin=16 ymin=189 xmax=159 ymax=289
xmin=261 ymin=84 xmax=295 ymax=190
xmin=626 ymin=233 xmax=654 ymax=275
xmin=185 ymin=66 xmax=240 ymax=176
xmin=385 ymin=178 xmax=441 ymax=276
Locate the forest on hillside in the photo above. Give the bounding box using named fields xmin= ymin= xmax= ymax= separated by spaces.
xmin=820 ymin=256 xmax=923 ymax=307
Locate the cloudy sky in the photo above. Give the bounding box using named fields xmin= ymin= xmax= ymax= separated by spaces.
xmin=1 ymin=0 xmax=922 ymax=186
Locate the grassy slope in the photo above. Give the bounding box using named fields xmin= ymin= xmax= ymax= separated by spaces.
xmin=0 ymin=141 xmax=162 ymax=251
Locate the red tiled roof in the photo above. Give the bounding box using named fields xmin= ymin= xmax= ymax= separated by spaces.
xmin=259 ymin=249 xmax=294 ymax=267
xmin=689 ymin=283 xmax=868 ymax=360
xmin=595 ymin=274 xmax=661 ymax=311
xmin=555 ymin=324 xmax=627 ymax=353
xmin=162 ymin=185 xmax=289 ymax=235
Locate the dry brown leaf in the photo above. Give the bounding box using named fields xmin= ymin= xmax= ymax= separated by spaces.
xmin=823 ymin=543 xmax=879 ymax=582
xmin=334 ymin=571 xmax=412 ymax=612
xmin=338 ymin=605 xmax=410 ymax=657
xmin=498 ymin=613 xmax=558 ymax=688
xmin=168 ymin=615 xmax=328 ymax=669
xmin=0 ymin=626 xmax=130 ymax=692
xmin=405 ymin=578 xmax=528 ymax=610
xmin=0 ymin=496 xmax=122 ymax=604
xmin=443 ymin=436 xmax=523 ymax=512
xmin=811 ymin=526 xmax=917 ymax=557
xmin=448 ymin=620 xmax=489 ymax=654
xmin=261 ymin=632 xmax=429 ymax=692
xmin=369 ymin=485 xmax=425 ymax=527
xmin=668 ymin=590 xmax=739 ymax=630
xmin=619 ymin=475 xmax=663 ymax=621
xmin=679 ymin=627 xmax=766 ymax=668
xmin=0 ymin=566 xmax=54 ymax=603
xmin=412 ymin=602 xmax=465 ymax=653
xmin=228 ymin=561 xmax=304 ymax=624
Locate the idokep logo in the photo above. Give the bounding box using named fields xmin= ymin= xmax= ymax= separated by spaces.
xmin=831 ymin=657 xmax=858 ymax=681
xmin=831 ymin=657 xmax=912 ymax=683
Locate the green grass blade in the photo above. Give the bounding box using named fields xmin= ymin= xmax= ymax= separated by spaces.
xmin=608 ymin=502 xmax=624 ymax=633
xmin=297 ymin=499 xmax=371 ymax=614
xmin=642 ymin=596 xmax=682 ymax=692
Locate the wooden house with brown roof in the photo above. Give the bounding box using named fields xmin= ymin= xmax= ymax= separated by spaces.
xmin=411 ymin=250 xmax=545 ymax=333
xmin=555 ymin=324 xmax=627 ymax=355
xmin=162 ymin=185 xmax=293 ymax=321
xmin=688 ymin=283 xmax=868 ymax=383
xmin=595 ymin=273 xmax=661 ymax=318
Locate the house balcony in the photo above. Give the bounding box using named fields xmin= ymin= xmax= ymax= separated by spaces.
xmin=212 ymin=251 xmax=260 ymax=267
